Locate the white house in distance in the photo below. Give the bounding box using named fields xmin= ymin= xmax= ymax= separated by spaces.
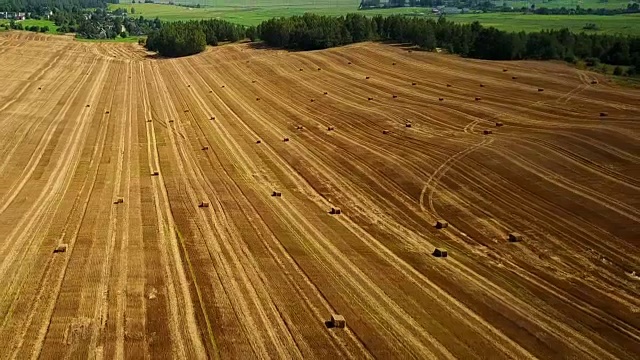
xmin=0 ymin=12 xmax=28 ymax=20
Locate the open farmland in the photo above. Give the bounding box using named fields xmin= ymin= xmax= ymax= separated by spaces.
xmin=0 ymin=32 xmax=639 ymax=359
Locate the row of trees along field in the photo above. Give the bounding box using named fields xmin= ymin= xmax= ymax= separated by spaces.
xmin=254 ymin=14 xmax=640 ymax=74
xmin=0 ymin=0 xmax=117 ymax=12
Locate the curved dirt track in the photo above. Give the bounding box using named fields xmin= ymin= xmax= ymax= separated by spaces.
xmin=0 ymin=32 xmax=639 ymax=359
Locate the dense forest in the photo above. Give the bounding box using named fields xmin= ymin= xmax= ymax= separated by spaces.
xmin=145 ymin=19 xmax=245 ymax=57
xmin=256 ymin=14 xmax=640 ymax=75
xmin=0 ymin=0 xmax=117 ymax=12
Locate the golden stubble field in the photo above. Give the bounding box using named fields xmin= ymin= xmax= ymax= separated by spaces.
xmin=0 ymin=32 xmax=638 ymax=359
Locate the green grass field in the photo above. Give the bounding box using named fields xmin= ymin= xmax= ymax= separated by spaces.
xmin=0 ymin=19 xmax=59 ymax=32
xmin=449 ymin=13 xmax=640 ymax=34
xmin=492 ymin=0 xmax=635 ymax=10
xmin=110 ymin=2 xmax=640 ymax=35
xmin=118 ymin=0 xmax=635 ymax=9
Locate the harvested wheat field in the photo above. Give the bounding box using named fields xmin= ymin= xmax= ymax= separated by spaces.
xmin=0 ymin=32 xmax=639 ymax=359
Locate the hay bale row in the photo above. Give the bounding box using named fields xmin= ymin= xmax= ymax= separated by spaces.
xmin=483 ymin=129 xmax=493 ymax=135
xmin=53 ymin=244 xmax=68 ymax=253
xmin=283 ymin=137 xmax=290 ymax=142
xmin=495 ymin=122 xmax=504 ymax=127
xmin=272 ymin=191 xmax=282 ymax=197
xmin=113 ymin=197 xmax=124 ymax=204
xmin=199 ymin=201 xmax=209 ymax=208
xmin=202 ymin=146 xmax=209 ymax=150
xmin=327 ymin=126 xmax=335 ymax=131
xmin=329 ymin=207 xmax=341 ymax=214
xmin=151 ymin=171 xmax=159 ymax=176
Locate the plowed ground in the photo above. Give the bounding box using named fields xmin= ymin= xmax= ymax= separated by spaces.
xmin=0 ymin=32 xmax=639 ymax=359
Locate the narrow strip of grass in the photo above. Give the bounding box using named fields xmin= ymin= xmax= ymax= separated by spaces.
xmin=0 ymin=19 xmax=59 ymax=32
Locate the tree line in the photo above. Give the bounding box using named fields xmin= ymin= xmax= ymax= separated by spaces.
xmin=255 ymin=14 xmax=640 ymax=75
xmin=0 ymin=0 xmax=116 ymax=13
xmin=145 ymin=19 xmax=245 ymax=57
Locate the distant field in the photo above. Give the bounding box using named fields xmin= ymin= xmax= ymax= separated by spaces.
xmin=109 ymin=3 xmax=640 ymax=35
xmin=492 ymin=0 xmax=636 ymax=10
xmin=0 ymin=19 xmax=58 ymax=32
xmin=448 ymin=13 xmax=640 ymax=35
xmin=117 ymin=0 xmax=636 ymax=9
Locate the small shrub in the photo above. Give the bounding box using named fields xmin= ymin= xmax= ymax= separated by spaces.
xmin=613 ymin=66 xmax=624 ymax=76
xmin=585 ymin=57 xmax=601 ymax=67
xmin=583 ymin=23 xmax=599 ymax=31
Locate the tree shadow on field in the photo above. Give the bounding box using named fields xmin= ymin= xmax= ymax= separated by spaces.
xmin=386 ymin=42 xmax=429 ymax=52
